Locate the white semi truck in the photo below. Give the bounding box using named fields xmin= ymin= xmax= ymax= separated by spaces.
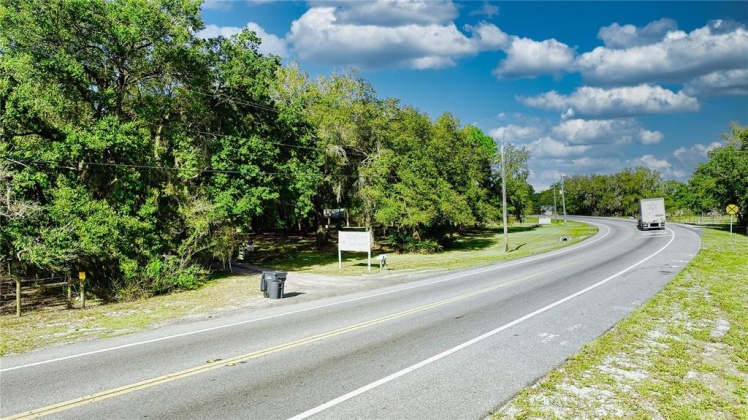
xmin=638 ymin=197 xmax=666 ymax=230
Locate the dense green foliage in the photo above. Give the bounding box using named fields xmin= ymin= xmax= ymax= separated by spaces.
xmin=0 ymin=0 xmax=525 ymax=298
xmin=689 ymin=123 xmax=747 ymax=226
xmin=556 ymin=167 xmax=662 ymax=217
xmin=532 ymin=124 xmax=747 ymax=225
xmin=2 ymin=0 xmax=740 ymax=300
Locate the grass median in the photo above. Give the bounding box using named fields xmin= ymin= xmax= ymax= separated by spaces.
xmin=494 ymin=226 xmax=748 ymax=419
xmin=0 ymin=219 xmax=596 ymax=356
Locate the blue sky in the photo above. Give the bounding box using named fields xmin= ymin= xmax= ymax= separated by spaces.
xmin=198 ymin=1 xmax=748 ymax=191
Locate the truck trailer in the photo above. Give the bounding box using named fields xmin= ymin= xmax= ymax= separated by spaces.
xmin=638 ymin=197 xmax=666 ymax=230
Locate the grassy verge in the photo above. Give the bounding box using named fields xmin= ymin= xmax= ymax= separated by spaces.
xmin=0 ymin=219 xmax=595 ymax=356
xmin=0 ymin=274 xmax=261 ymax=356
xmin=494 ymin=226 xmax=748 ymax=419
xmin=265 ymin=219 xmax=596 ymax=276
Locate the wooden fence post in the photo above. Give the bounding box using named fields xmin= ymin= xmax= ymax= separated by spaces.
xmin=16 ymin=277 xmax=21 ymax=317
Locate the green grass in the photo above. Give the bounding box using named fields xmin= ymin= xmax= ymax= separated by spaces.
xmin=0 ymin=275 xmax=264 ymax=356
xmin=494 ymin=226 xmax=748 ymax=419
xmin=669 ymin=214 xmax=736 ymax=225
xmin=261 ymin=219 xmax=596 ymax=276
xmin=0 ymin=219 xmax=596 ymax=356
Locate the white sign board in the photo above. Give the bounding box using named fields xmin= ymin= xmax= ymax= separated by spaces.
xmin=338 ymin=231 xmax=372 ymax=252
xmin=539 ymin=216 xmax=551 ymax=225
xmin=338 ymin=231 xmax=372 ymax=270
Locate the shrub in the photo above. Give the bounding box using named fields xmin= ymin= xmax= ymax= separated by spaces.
xmin=147 ymin=256 xmax=207 ymax=295
xmin=387 ymin=231 xmax=443 ymax=254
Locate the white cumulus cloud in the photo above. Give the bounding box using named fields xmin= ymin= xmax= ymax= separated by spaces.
xmin=332 ymin=0 xmax=459 ymax=26
xmin=552 ymin=118 xmax=663 ymax=145
xmin=638 ymin=129 xmax=664 ymax=145
xmin=287 ymin=5 xmax=506 ymax=69
xmin=468 ymin=22 xmax=510 ymax=49
xmin=637 ymin=154 xmax=672 ymax=171
xmin=202 ymin=1 xmax=233 ymax=11
xmin=470 ymin=1 xmax=499 ymax=18
xmin=527 ymin=136 xmax=592 ymax=159
xmin=673 ymin=142 xmax=724 ymax=163
xmin=628 ymin=141 xmax=724 ymax=181
xmin=629 ymin=154 xmax=691 ymax=179
xmin=493 ymin=37 xmax=575 ymax=79
xmin=518 ymin=84 xmax=700 ymax=118
xmin=490 ymin=124 xmax=545 ymax=141
xmin=597 ymin=18 xmax=678 ymax=49
xmin=569 ymin=157 xmax=624 ymax=170
xmin=684 ymin=69 xmax=748 ymax=97
xmin=197 ymin=23 xmax=290 ymax=58
xmin=197 ymin=24 xmax=243 ymax=39
xmin=576 ymin=20 xmax=748 ymax=85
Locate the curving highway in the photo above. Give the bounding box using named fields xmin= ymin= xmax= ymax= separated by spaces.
xmin=0 ymin=217 xmax=702 ymax=419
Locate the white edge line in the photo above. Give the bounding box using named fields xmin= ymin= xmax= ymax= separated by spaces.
xmin=2 ymin=221 xmax=611 ymax=372
xmin=288 ymin=226 xmax=676 ymax=420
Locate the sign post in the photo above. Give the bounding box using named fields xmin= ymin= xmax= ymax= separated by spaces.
xmin=338 ymin=231 xmax=372 ymax=271
xmin=79 ymin=271 xmax=86 ymax=309
xmin=726 ymin=204 xmax=739 ymax=237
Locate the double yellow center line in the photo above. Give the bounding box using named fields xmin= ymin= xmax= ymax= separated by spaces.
xmin=6 ymin=270 xmax=549 ymax=419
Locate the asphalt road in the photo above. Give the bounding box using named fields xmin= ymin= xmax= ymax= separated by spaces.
xmin=0 ymin=217 xmax=702 ymax=419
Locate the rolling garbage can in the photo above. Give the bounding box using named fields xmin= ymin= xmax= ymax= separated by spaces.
xmin=260 ymin=272 xmax=269 ymax=298
xmin=261 ymin=271 xmax=287 ymax=299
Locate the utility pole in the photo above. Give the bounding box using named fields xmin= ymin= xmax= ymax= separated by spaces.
xmin=501 ymin=137 xmax=509 ymax=253
xmin=560 ymin=175 xmax=567 ymax=226
xmin=553 ymin=184 xmax=558 ymax=221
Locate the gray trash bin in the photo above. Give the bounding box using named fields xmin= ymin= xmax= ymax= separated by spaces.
xmin=260 ymin=272 xmax=270 ymax=298
xmin=262 ymin=271 xmax=287 ymax=299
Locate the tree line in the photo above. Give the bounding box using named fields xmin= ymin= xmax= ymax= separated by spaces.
xmin=2 ymin=0 xmax=743 ymax=301
xmin=0 ymin=0 xmax=533 ymax=299
xmin=532 ymin=123 xmax=747 ymax=226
